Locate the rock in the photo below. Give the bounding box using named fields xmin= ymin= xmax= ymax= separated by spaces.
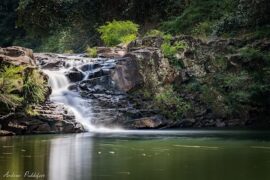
xmin=227 ymin=119 xmax=243 ymax=127
xmin=0 ymin=46 xmax=36 ymax=67
xmin=102 ymin=68 xmax=111 ymax=75
xmin=93 ymin=85 xmax=106 ymax=93
xmin=35 ymin=53 xmax=64 ymax=69
xmin=111 ymin=57 xmax=143 ymax=92
xmin=66 ymin=71 xmax=84 ymax=82
xmin=0 ymin=130 xmax=15 ymax=136
xmin=0 ymin=102 xmax=85 ymax=135
xmin=79 ymin=63 xmax=101 ymax=71
xmin=124 ymin=48 xmax=177 ymax=90
xmin=216 ymin=119 xmax=226 ymax=128
xmin=87 ymin=68 xmax=104 ymax=79
xmin=101 ymin=62 xmax=116 ymax=69
xmin=42 ymin=60 xmax=63 ymax=69
xmin=68 ymin=84 xmax=78 ymax=91
xmin=79 ymin=76 xmax=117 ymax=91
xmin=127 ymin=116 xmax=167 ymax=129
xmin=142 ymin=36 xmax=164 ymax=48
xmin=128 ymin=36 xmax=163 ymax=50
xmin=35 ymin=124 xmax=51 ymax=132
xmin=97 ymin=47 xmax=127 ymax=58
xmin=180 ymin=118 xmax=196 ymax=127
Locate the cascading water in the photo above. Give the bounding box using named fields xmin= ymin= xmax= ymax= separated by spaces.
xmin=43 ymin=69 xmax=96 ymax=131
xmin=42 ymin=55 xmax=121 ymax=132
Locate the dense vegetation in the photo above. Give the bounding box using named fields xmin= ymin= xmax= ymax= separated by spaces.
xmin=1 ymin=0 xmax=269 ymax=52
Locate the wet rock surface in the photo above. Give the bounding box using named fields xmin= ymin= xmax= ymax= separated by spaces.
xmin=0 ymin=101 xmax=85 ymax=136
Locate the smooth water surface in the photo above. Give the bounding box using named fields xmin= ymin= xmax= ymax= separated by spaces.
xmin=0 ymin=130 xmax=270 ymax=180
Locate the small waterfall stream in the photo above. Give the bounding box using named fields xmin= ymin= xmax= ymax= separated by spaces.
xmin=42 ymin=55 xmax=122 ymax=132
xmin=43 ymin=69 xmax=96 ymax=131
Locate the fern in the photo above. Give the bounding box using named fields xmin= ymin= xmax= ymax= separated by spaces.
xmin=0 ymin=66 xmax=24 ymax=110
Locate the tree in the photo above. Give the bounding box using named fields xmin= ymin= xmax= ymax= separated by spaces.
xmin=0 ymin=0 xmax=24 ymax=46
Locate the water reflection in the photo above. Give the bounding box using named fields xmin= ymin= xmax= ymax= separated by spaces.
xmin=48 ymin=134 xmax=94 ymax=180
xmin=0 ymin=130 xmax=270 ymax=180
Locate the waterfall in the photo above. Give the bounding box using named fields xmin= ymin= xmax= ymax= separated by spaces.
xmin=41 ymin=55 xmax=125 ymax=133
xmin=43 ymin=69 xmax=96 ymax=131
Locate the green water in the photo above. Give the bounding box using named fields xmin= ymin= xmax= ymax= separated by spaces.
xmin=0 ymin=130 xmax=270 ymax=180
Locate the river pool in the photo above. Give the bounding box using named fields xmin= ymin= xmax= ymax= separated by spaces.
xmin=0 ymin=130 xmax=270 ymax=180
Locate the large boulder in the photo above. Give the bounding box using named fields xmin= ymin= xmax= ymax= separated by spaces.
xmin=0 ymin=46 xmax=36 ymax=66
xmin=35 ymin=53 xmax=64 ymax=69
xmin=111 ymin=58 xmax=143 ymax=92
xmin=121 ymin=48 xmax=177 ymax=91
xmin=65 ymin=68 xmax=84 ymax=82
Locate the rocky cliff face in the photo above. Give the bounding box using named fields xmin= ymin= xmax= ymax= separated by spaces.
xmin=0 ymin=47 xmax=84 ymax=136
xmin=124 ymin=35 xmax=270 ymax=128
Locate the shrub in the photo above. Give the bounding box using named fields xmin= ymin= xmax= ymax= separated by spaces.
xmin=154 ymin=86 xmax=191 ymax=120
xmin=145 ymin=29 xmax=165 ymax=37
xmin=0 ymin=66 xmax=24 ymax=111
xmin=25 ymin=105 xmax=39 ymax=116
xmin=86 ymin=46 xmax=97 ymax=58
xmin=23 ymin=69 xmax=48 ymax=105
xmin=98 ymin=20 xmax=139 ymax=46
xmin=192 ymin=21 xmax=213 ymax=38
xmin=161 ymin=40 xmax=187 ymax=69
xmin=161 ymin=41 xmax=187 ymax=57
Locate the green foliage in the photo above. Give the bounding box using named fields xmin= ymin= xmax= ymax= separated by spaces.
xmin=200 ymin=85 xmax=229 ymax=117
xmin=37 ymin=29 xmax=73 ymax=53
xmin=0 ymin=65 xmax=48 ymax=115
xmin=239 ymin=48 xmax=269 ymax=62
xmin=161 ymin=0 xmax=237 ymax=36
xmin=251 ymin=26 xmax=270 ymax=39
xmin=0 ymin=66 xmax=24 ymax=111
xmin=98 ymin=20 xmax=139 ymax=46
xmin=0 ymin=0 xmax=25 ymax=47
xmin=145 ymin=30 xmax=165 ymax=37
xmin=2 ymin=0 xmax=270 ymax=49
xmin=161 ymin=42 xmax=177 ymax=57
xmin=23 ymin=69 xmax=48 ymax=105
xmin=154 ymin=86 xmax=191 ymax=120
xmin=86 ymin=46 xmax=97 ymax=58
xmin=211 ymin=56 xmax=228 ymax=71
xmin=161 ymin=41 xmax=187 ymax=57
xmin=25 ymin=105 xmax=39 ymax=116
xmin=161 ymin=40 xmax=187 ymax=69
xmin=197 ymin=47 xmax=270 ymax=119
xmin=191 ymin=21 xmax=213 ymax=38
xmin=17 ymin=0 xmax=74 ymax=36
xmin=220 ymin=71 xmax=250 ymax=90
